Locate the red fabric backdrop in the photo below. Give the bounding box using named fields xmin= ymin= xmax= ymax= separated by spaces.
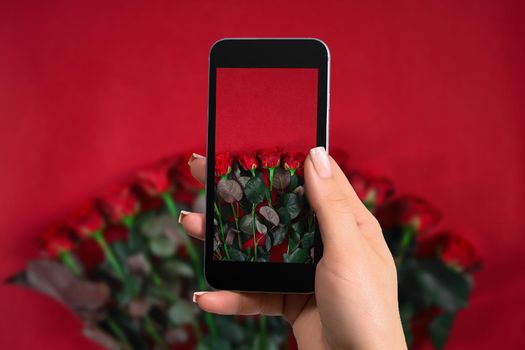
xmin=1 ymin=1 xmax=524 ymax=348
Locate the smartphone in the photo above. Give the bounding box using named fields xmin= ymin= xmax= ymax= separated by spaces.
xmin=205 ymin=38 xmax=330 ymax=292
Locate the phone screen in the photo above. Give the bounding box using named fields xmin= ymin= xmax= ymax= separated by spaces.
xmin=214 ymin=67 xmax=318 ymax=264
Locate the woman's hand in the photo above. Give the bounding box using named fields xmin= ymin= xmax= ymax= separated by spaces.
xmin=179 ymin=148 xmax=407 ymax=350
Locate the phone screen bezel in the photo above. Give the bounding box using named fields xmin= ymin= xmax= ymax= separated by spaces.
xmin=206 ymin=38 xmax=329 ymax=293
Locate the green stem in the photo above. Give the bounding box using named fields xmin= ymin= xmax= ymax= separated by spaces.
xmin=122 ymin=216 xmax=164 ymax=287
xmin=230 ymin=202 xmax=239 ymax=230
xmin=396 ymin=227 xmax=415 ymax=265
xmin=107 ymin=317 xmax=133 ymax=350
xmin=59 ymin=251 xmax=81 ymax=276
xmin=214 ymin=202 xmax=231 ymax=260
xmin=250 ymin=168 xmax=256 ymax=177
xmin=268 ymin=167 xmax=275 ymax=192
xmin=259 ymin=315 xmax=268 ymax=350
xmin=251 ymin=204 xmax=257 ymax=260
xmin=162 ymin=192 xmax=217 ymax=337
xmin=92 ymin=230 xmax=126 ymax=281
xmin=143 ymin=315 xmax=167 ymax=349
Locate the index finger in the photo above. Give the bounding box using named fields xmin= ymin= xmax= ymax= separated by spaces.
xmin=188 ymin=153 xmax=206 ymax=184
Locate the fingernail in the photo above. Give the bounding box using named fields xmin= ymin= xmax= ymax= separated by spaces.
xmin=192 ymin=291 xmax=207 ymax=303
xmin=188 ymin=153 xmax=205 ymax=165
xmin=178 ymin=210 xmax=191 ymax=224
xmin=309 ymin=147 xmax=332 ymax=178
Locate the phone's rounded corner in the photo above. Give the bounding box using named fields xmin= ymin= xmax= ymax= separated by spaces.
xmin=309 ymin=38 xmax=330 ymax=62
xmin=203 ymin=264 xmax=221 ymax=291
xmin=209 ymin=38 xmax=231 ymax=59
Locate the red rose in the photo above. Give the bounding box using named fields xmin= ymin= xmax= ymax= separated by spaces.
xmin=99 ymin=186 xmax=140 ymax=223
xmin=41 ymin=224 xmax=74 ymax=257
xmin=417 ymin=231 xmax=482 ymax=272
xmin=69 ymin=203 xmax=105 ymax=239
xmin=215 ymin=152 xmax=232 ymax=177
xmin=242 ymin=232 xmax=267 ymax=251
xmin=283 ymin=152 xmax=306 ymax=174
xmin=137 ymin=160 xmax=174 ymax=196
xmin=258 ymin=147 xmax=282 ymax=169
xmin=349 ymin=171 xmax=394 ymax=209
xmin=237 ymin=152 xmax=258 ymax=171
xmin=376 ymin=196 xmax=441 ymax=233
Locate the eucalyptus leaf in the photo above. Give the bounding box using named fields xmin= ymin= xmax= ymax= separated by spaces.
xmin=196 ymin=336 xmax=232 ymax=350
xmin=168 ymin=299 xmax=198 ymax=326
xmin=272 ymin=167 xmax=291 ymax=190
xmin=259 ymin=206 xmax=280 ymax=226
xmin=300 ymin=231 xmax=315 ymax=249
xmin=215 ymin=316 xmax=245 ymax=344
xmin=415 ymin=259 xmax=470 ymax=312
xmin=244 ymin=177 xmax=266 ymax=204
xmin=280 ymin=193 xmax=302 ymax=220
xmin=226 ymin=228 xmax=238 ymax=246
xmin=284 ymin=248 xmax=308 ymax=263
xmin=239 ymin=215 xmax=267 ymax=234
xmin=277 ymin=207 xmax=291 ymax=224
xmin=271 ymin=225 xmax=288 ymax=246
xmin=429 ymin=312 xmax=455 ymax=350
xmin=238 ymin=176 xmax=251 ymax=188
xmin=217 ymin=179 xmax=243 ymax=203
xmin=149 ymin=235 xmax=176 ymax=258
xmin=293 ymin=185 xmax=305 ymax=197
xmin=229 ymin=247 xmax=247 ymax=262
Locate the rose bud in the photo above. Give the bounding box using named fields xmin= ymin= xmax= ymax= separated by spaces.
xmin=242 ymin=232 xmax=267 ymax=251
xmin=68 ymin=203 xmax=106 ymax=239
xmin=99 ymin=186 xmax=140 ymax=224
xmin=238 ymin=152 xmax=259 ymax=172
xmin=137 ymin=159 xmax=175 ymax=196
xmin=376 ymin=196 xmax=441 ymax=234
xmin=258 ymin=147 xmax=282 ymax=169
xmin=41 ymin=224 xmax=74 ymax=257
xmin=417 ymin=231 xmax=482 ymax=272
xmin=215 ymin=152 xmax=233 ymax=177
xmin=283 ymin=152 xmax=306 ymax=175
xmin=349 ymin=171 xmax=395 ymax=210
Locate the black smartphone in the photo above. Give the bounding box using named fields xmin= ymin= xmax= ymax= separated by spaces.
xmin=205 ymin=38 xmax=330 ymax=293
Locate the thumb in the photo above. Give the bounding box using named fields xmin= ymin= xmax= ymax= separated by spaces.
xmin=304 ymin=147 xmax=371 ymax=255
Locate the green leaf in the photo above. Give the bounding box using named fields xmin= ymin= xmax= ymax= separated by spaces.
xmin=399 ymin=303 xmax=414 ymax=347
xmin=277 ymin=207 xmax=291 ymax=224
xmin=229 ymin=247 xmax=247 ymax=262
xmin=149 ymin=235 xmax=176 ymax=258
xmin=117 ymin=275 xmax=142 ymax=305
xmin=239 ymin=215 xmax=266 ymax=234
xmin=215 ymin=316 xmax=245 ymax=344
xmin=415 ymin=259 xmax=470 ymax=312
xmin=280 ymin=193 xmax=302 ymax=220
xmin=429 ymin=312 xmax=455 ymax=350
xmin=300 ymin=231 xmax=314 ymax=249
xmin=271 ymin=225 xmax=287 ymax=246
xmin=196 ymin=336 xmax=233 ymax=350
xmin=244 ymin=177 xmax=266 ymax=204
xmin=168 ymin=299 xmax=198 ymax=326
xmin=217 ymin=179 xmax=243 ymax=203
xmin=283 ymin=248 xmax=308 ymax=263
xmin=252 ymin=334 xmax=278 ymax=350
xmin=272 ymin=167 xmax=291 ymax=190
xmin=287 ymin=175 xmax=299 ymax=191
xmin=259 ymin=206 xmax=279 ymax=226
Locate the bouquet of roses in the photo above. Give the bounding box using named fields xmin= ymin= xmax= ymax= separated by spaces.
xmin=6 ymin=150 xmax=481 ymax=350
xmin=213 ymin=148 xmax=313 ymax=263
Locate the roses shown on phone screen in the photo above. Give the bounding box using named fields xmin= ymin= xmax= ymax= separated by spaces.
xmin=213 ymin=148 xmax=314 ymax=263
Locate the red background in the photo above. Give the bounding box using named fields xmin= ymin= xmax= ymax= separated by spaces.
xmin=1 ymin=1 xmax=524 ymax=349
xmin=216 ymin=68 xmax=317 ymax=153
